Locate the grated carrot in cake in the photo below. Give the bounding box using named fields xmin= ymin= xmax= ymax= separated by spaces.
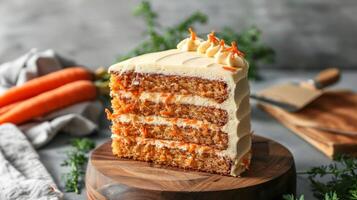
xmin=107 ymin=29 xmax=252 ymax=176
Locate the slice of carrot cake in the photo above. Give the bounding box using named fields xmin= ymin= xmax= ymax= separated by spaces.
xmin=106 ymin=29 xmax=252 ymax=176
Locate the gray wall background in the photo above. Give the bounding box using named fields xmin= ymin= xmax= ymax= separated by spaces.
xmin=0 ymin=0 xmax=356 ymax=70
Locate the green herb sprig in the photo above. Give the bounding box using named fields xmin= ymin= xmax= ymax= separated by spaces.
xmin=117 ymin=1 xmax=274 ymax=80
xmin=284 ymin=155 xmax=357 ymax=200
xmin=95 ymin=1 xmax=275 ymax=95
xmin=283 ymin=192 xmax=339 ymax=200
xmin=61 ymin=138 xmax=95 ymax=194
xmin=117 ymin=1 xmax=208 ymax=61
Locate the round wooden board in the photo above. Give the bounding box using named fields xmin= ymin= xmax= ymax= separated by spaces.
xmin=86 ymin=135 xmax=296 ymax=200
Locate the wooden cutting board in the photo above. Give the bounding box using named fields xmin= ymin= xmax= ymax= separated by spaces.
xmin=85 ymin=135 xmax=296 ymax=200
xmin=259 ymin=90 xmax=357 ymax=158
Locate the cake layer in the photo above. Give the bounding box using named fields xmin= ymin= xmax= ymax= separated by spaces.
xmin=108 ymin=47 xmax=251 ymax=176
xmin=110 ymin=114 xmax=221 ymax=131
xmin=111 ymin=97 xmax=228 ymax=126
xmin=111 ymin=121 xmax=228 ymax=149
xmin=107 ymin=95 xmax=251 ymax=154
xmin=111 ymin=136 xmax=233 ymax=175
xmin=114 ymin=91 xmax=223 ymax=109
xmin=110 ymin=72 xmax=228 ymax=103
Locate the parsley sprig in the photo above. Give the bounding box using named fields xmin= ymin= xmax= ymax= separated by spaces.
xmin=61 ymin=138 xmax=95 ymax=194
xmin=284 ymin=155 xmax=357 ymax=200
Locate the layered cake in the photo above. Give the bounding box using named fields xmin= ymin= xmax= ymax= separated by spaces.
xmin=106 ymin=29 xmax=252 ymax=176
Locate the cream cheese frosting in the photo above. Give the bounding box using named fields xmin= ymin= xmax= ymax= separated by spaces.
xmin=178 ymin=30 xmax=246 ymax=68
xmin=197 ymin=31 xmax=219 ymax=55
xmin=109 ymin=29 xmax=251 ymax=176
xmin=214 ymin=40 xmax=230 ymax=64
xmin=176 ymin=28 xmax=202 ymax=51
xmin=226 ymin=41 xmax=246 ymax=68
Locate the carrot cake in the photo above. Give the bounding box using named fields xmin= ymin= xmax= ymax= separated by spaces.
xmin=106 ymin=29 xmax=252 ymax=176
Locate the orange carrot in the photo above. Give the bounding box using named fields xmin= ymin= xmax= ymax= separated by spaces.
xmin=222 ymin=66 xmax=238 ymax=72
xmin=164 ymin=94 xmax=175 ymax=104
xmin=0 ymin=101 xmax=22 ymax=115
xmin=141 ymin=127 xmax=148 ymax=138
xmin=0 ymin=80 xmax=97 ymax=125
xmin=0 ymin=67 xmax=93 ymax=108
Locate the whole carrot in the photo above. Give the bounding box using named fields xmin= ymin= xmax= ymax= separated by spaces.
xmin=0 ymin=67 xmax=93 ymax=108
xmin=0 ymin=101 xmax=21 ymax=115
xmin=0 ymin=80 xmax=97 ymax=125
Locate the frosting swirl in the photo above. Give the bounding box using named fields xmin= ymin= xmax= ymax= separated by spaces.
xmin=225 ymin=42 xmax=245 ymax=68
xmin=177 ymin=28 xmax=201 ymax=51
xmin=197 ymin=40 xmax=210 ymax=54
xmin=177 ymin=29 xmax=246 ymax=68
xmin=197 ymin=31 xmax=220 ymax=55
xmin=214 ymin=40 xmax=230 ymax=64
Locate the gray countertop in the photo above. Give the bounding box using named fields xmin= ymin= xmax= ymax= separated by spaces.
xmin=38 ymin=69 xmax=357 ymax=200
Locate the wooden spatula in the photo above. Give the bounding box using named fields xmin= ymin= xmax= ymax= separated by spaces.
xmin=251 ymin=68 xmax=341 ymax=112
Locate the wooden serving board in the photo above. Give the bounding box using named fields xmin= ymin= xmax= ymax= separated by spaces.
xmin=259 ymin=90 xmax=357 ymax=158
xmin=85 ymin=135 xmax=296 ymax=200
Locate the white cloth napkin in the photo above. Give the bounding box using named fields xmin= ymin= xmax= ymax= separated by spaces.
xmin=0 ymin=124 xmax=63 ymax=200
xmin=0 ymin=49 xmax=103 ymax=199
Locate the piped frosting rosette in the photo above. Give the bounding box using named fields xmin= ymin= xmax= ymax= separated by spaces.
xmin=177 ymin=29 xmax=247 ymax=70
xmin=177 ymin=28 xmax=202 ymax=51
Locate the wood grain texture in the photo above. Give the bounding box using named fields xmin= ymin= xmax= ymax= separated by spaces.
xmin=260 ymin=90 xmax=357 ymax=158
xmin=85 ymin=135 xmax=296 ymax=200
